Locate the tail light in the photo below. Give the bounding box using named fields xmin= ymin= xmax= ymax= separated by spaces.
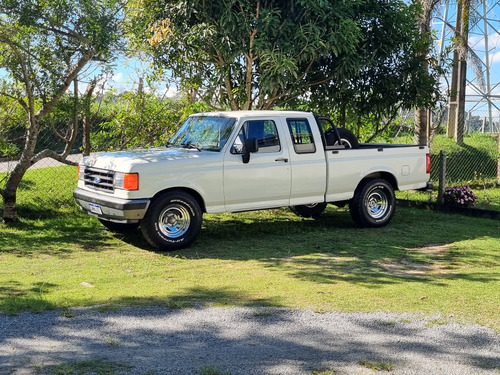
xmin=426 ymin=153 xmax=431 ymax=174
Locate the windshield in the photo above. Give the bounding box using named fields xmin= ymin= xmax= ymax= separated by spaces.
xmin=169 ymin=116 xmax=236 ymax=152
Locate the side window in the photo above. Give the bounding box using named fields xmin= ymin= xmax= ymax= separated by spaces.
xmin=287 ymin=118 xmax=316 ymax=154
xmin=231 ymin=120 xmax=281 ymax=154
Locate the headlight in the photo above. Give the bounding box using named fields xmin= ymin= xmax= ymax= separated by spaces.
xmin=114 ymin=172 xmax=139 ymax=191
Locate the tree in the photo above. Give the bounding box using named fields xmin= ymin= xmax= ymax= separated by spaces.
xmin=0 ymin=0 xmax=123 ymax=222
xmin=306 ymin=0 xmax=438 ymax=141
xmin=127 ymin=0 xmax=438 ymax=136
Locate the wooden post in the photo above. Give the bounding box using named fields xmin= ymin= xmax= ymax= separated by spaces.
xmin=497 ymin=126 xmax=500 ymax=185
xmin=438 ymin=151 xmax=447 ymax=204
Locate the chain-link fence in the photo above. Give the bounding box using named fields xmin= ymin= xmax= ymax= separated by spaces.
xmin=0 ymin=122 xmax=82 ymax=215
xmin=1 ymin=108 xmax=500 ymax=216
xmin=396 ymin=108 xmax=500 ymax=211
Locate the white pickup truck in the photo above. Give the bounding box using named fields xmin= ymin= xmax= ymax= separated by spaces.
xmin=74 ymin=110 xmax=431 ymax=250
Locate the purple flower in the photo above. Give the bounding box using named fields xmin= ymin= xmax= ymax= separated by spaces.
xmin=443 ymin=185 xmax=478 ymax=208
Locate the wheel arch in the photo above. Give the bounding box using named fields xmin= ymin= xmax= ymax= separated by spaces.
xmin=150 ymin=187 xmax=207 ymax=213
xmin=357 ymin=172 xmax=398 ymax=192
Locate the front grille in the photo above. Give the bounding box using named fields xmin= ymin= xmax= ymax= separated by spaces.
xmin=83 ymin=167 xmax=115 ymax=192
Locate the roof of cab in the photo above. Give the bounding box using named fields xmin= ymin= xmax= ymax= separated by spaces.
xmin=191 ymin=110 xmax=314 ymax=118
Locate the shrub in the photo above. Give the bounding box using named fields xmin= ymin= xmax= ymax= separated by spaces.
xmin=443 ymin=185 xmax=478 ymax=208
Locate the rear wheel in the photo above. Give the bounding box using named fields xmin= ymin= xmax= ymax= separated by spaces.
xmin=349 ymin=178 xmax=395 ymax=227
xmin=290 ymin=202 xmax=327 ymax=218
xmin=140 ymin=190 xmax=202 ymax=251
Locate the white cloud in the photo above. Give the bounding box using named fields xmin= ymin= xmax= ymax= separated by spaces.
xmin=112 ymin=72 xmax=123 ymax=83
xmin=489 ymin=51 xmax=500 ymax=64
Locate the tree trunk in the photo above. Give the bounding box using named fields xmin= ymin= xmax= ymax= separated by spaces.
xmin=414 ymin=108 xmax=429 ymax=146
xmin=2 ymin=189 xmax=18 ymax=223
xmin=455 ymin=56 xmax=467 ymax=145
xmin=1 ymin=119 xmax=38 ymax=221
xmin=447 ymin=56 xmax=458 ymax=138
xmin=339 ymin=104 xmax=346 ymax=128
xmin=82 ymin=80 xmax=96 ymax=156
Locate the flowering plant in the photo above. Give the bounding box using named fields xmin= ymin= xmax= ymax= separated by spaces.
xmin=443 ymin=185 xmax=478 ymax=208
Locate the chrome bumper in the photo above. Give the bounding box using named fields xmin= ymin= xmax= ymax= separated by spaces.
xmin=73 ymin=188 xmax=150 ymax=222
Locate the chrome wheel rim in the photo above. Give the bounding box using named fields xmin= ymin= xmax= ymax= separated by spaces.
xmin=304 ymin=203 xmax=319 ymax=208
xmin=158 ymin=204 xmax=191 ymax=238
xmin=366 ymin=189 xmax=388 ymax=219
xmin=340 ymin=138 xmax=353 ymax=149
xmin=334 ymin=138 xmax=353 ymax=149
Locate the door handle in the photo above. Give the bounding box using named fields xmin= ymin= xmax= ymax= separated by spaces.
xmin=275 ymin=157 xmax=289 ymax=162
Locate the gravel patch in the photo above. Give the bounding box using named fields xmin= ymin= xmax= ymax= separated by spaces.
xmin=0 ymin=306 xmax=499 ymax=375
xmin=0 ymin=154 xmax=82 ymax=173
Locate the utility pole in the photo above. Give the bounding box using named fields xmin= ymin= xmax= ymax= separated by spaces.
xmin=447 ymin=0 xmax=470 ymax=145
xmin=447 ymin=1 xmax=461 ymax=138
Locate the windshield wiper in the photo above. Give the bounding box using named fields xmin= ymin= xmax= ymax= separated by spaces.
xmin=180 ymin=142 xmax=202 ymax=151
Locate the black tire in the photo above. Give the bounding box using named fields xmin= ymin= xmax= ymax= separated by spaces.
xmin=99 ymin=219 xmax=139 ymax=233
xmin=325 ymin=128 xmax=359 ymax=149
xmin=349 ymin=178 xmax=395 ymax=228
xmin=140 ymin=190 xmax=202 ymax=251
xmin=290 ymin=203 xmax=327 ymax=218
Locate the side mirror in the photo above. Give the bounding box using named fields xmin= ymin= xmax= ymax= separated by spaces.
xmin=242 ymin=138 xmax=258 ymax=164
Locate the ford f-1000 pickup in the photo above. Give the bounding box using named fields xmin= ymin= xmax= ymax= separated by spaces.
xmin=74 ymin=111 xmax=431 ymax=250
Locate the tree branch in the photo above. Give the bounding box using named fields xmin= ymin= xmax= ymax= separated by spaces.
xmin=31 ymin=149 xmax=78 ymax=166
xmin=36 ymin=49 xmax=95 ymax=121
xmin=0 ymin=35 xmax=36 ymax=120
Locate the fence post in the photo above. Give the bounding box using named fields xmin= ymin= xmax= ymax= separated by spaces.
xmin=438 ymin=150 xmax=447 ymax=204
xmin=497 ymin=126 xmax=500 ymax=184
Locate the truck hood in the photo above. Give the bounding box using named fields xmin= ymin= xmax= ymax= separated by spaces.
xmin=82 ymin=147 xmax=208 ymax=172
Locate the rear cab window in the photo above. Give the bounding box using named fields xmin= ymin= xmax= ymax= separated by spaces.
xmin=287 ymin=118 xmax=316 ymax=154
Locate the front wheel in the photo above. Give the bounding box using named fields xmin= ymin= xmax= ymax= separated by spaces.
xmin=349 ymin=178 xmax=395 ymax=228
xmin=140 ymin=190 xmax=202 ymax=251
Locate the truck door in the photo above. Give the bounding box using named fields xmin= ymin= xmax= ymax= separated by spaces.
xmin=223 ymin=118 xmax=291 ymax=212
xmin=285 ymin=117 xmax=327 ymax=205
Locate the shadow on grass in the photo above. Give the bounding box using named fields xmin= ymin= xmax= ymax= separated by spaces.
xmin=0 ymin=281 xmax=57 ymax=314
xmin=0 ymin=213 xmax=116 ymax=256
xmin=113 ymin=286 xmax=284 ymax=310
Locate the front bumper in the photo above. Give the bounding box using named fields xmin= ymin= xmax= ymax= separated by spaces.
xmin=73 ymin=188 xmax=150 ymax=223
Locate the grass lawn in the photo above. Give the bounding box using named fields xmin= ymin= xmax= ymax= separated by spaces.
xmin=1 ymin=202 xmax=499 ymax=331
